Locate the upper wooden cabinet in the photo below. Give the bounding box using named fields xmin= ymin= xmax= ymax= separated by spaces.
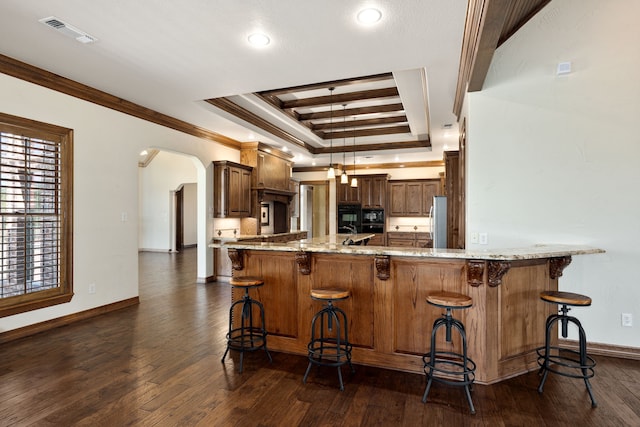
xmin=388 ymin=179 xmax=442 ymax=217
xmin=337 ymin=180 xmax=361 ymax=204
xmin=336 ymin=174 xmax=388 ymax=207
xmin=360 ymin=174 xmax=388 ymax=208
xmin=213 ymin=161 xmax=253 ymax=218
xmin=241 ymin=142 xmax=293 ymax=193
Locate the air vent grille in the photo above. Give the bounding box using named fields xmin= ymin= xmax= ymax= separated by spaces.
xmin=38 ymin=16 xmax=97 ymax=44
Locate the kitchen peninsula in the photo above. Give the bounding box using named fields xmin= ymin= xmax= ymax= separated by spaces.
xmin=210 ymin=238 xmax=603 ymax=384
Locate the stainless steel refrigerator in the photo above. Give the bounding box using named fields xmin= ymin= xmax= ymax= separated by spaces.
xmin=430 ymin=196 xmax=447 ymax=249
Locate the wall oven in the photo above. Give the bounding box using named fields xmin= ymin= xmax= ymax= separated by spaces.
xmin=337 ymin=204 xmax=361 ymax=233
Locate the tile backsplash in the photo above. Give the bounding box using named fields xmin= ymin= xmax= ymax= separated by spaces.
xmin=388 ymin=217 xmax=432 ymax=232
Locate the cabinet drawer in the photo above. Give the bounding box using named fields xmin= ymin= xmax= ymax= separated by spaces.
xmin=387 ymin=239 xmax=415 ymax=247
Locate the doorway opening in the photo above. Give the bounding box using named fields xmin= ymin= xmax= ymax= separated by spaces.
xmin=300 ymin=181 xmax=329 ymax=238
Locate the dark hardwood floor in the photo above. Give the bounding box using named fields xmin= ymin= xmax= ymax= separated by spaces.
xmin=1 ymin=248 xmax=639 ymax=426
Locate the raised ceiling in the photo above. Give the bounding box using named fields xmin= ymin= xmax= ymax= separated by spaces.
xmin=0 ymin=0 xmax=551 ymax=168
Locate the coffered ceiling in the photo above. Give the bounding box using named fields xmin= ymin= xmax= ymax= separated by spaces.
xmin=0 ymin=0 xmax=551 ymax=169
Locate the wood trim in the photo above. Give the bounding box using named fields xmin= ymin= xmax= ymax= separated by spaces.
xmin=313 ymin=138 xmax=431 ymax=154
xmin=453 ymin=0 xmax=551 ymax=118
xmin=293 ymin=160 xmax=444 ymax=173
xmin=319 ymin=124 xmax=411 ymax=140
xmin=258 ymin=72 xmax=393 ymax=96
xmin=281 ymin=87 xmax=399 ymax=109
xmin=0 ymin=297 xmax=140 ymax=344
xmin=204 ymin=97 xmax=311 ymax=150
xmin=0 ymin=54 xmax=241 ymax=150
xmin=311 ymin=115 xmax=407 ymax=131
xmin=560 ymin=339 xmax=640 ymax=361
xmin=298 ymin=103 xmax=404 ymax=121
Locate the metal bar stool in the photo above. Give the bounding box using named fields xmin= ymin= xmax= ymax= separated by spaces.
xmin=303 ymin=288 xmax=354 ymax=390
xmin=537 ymin=290 xmax=597 ymax=407
xmin=422 ymin=291 xmax=476 ymax=414
xmin=221 ymin=276 xmax=272 ymax=373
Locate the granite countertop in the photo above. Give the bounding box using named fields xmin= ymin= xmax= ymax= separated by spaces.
xmin=209 ymin=237 xmax=604 ymax=261
xmin=301 ymin=233 xmax=376 ymax=245
xmin=211 ymin=231 xmax=303 ymax=243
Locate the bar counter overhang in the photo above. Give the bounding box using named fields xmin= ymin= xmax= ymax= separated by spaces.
xmin=210 ymin=237 xmax=604 ymax=385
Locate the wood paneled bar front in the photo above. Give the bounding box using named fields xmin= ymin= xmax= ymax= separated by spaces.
xmin=210 ymin=238 xmax=603 ymax=384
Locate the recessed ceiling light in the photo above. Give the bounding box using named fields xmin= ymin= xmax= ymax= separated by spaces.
xmin=248 ymin=33 xmax=270 ymax=47
xmin=357 ymin=8 xmax=382 ymax=25
xmin=140 ymin=150 xmax=148 ymax=156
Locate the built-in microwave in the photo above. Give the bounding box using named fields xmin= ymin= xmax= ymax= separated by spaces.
xmin=362 ymin=208 xmax=384 ymax=224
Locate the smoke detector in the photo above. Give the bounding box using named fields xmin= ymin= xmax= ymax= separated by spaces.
xmin=39 ymin=16 xmax=97 ymax=44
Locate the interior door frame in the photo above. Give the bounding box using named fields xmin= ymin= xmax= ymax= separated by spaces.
xmin=300 ymin=180 xmax=330 ymax=237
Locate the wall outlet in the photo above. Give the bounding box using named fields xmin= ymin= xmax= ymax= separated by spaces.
xmin=88 ymin=283 xmax=96 ymax=294
xmin=622 ymin=313 xmax=633 ymax=327
xmin=479 ymin=232 xmax=488 ymax=245
xmin=471 ymin=232 xmax=479 ymax=244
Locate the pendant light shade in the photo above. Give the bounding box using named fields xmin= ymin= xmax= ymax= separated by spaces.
xmin=327 ymin=166 xmax=336 ymax=179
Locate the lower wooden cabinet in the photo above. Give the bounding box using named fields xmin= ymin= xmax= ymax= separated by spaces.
xmin=387 ymin=232 xmax=433 ymax=248
xmin=366 ymin=233 xmax=385 ymax=246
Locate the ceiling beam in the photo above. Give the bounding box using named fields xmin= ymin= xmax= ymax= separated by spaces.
xmin=298 ymin=103 xmax=404 ymax=121
xmin=259 ymin=73 xmax=394 ymax=96
xmin=312 ymin=138 xmax=430 ymax=154
xmin=293 ymin=159 xmax=444 ymax=173
xmin=282 ymin=87 xmax=399 ymax=109
xmin=454 ymin=0 xmax=551 ymax=119
xmin=311 ymin=115 xmax=408 ymax=131
xmin=319 ymin=125 xmax=412 ymax=140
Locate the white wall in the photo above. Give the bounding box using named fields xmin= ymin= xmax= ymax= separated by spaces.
xmin=464 ymin=0 xmax=639 ymax=347
xmin=0 ymin=72 xmax=238 ymax=333
xmin=138 ymin=152 xmax=197 ymax=251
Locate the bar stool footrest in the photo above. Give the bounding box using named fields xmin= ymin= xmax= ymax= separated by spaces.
xmin=307 ymin=339 xmax=353 ymax=368
xmin=423 ymin=351 xmax=476 ymax=386
xmin=536 ymin=345 xmax=596 ymax=379
xmin=226 ymin=328 xmax=268 ymax=352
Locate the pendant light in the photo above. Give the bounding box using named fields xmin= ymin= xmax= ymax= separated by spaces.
xmin=326 ymin=87 xmax=336 ymax=179
xmin=340 ymin=104 xmax=349 ymax=184
xmin=351 ymin=117 xmax=358 ymax=188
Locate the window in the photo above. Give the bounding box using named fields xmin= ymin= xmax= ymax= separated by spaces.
xmin=0 ymin=113 xmax=73 ymax=317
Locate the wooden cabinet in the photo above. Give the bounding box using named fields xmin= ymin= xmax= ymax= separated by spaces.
xmin=366 ymin=233 xmax=385 ymax=246
xmin=239 ymin=143 xmax=296 ymax=235
xmin=360 ymin=174 xmax=388 ymax=208
xmin=254 ymin=151 xmax=292 ymax=191
xmin=388 ymin=179 xmax=442 ymax=217
xmin=387 ymin=232 xmax=433 ymax=248
xmin=444 ymin=150 xmax=464 ymax=249
xmin=213 ymin=161 xmax=253 ymax=218
xmin=337 ymin=181 xmax=361 ymax=204
xmin=421 ymin=181 xmax=440 ymax=216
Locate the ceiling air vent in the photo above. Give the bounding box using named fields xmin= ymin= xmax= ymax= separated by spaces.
xmin=38 ymin=16 xmax=97 ymax=44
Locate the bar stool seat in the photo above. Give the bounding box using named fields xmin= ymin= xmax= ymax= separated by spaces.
xmin=303 ymin=288 xmax=354 ymax=390
xmin=221 ymin=276 xmax=272 ymax=372
xmin=537 ymin=290 xmax=597 ymax=407
xmin=422 ymin=291 xmax=476 ymax=414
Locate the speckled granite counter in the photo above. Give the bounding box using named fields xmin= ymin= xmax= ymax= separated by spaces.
xmin=211 ymin=237 xmax=603 ymax=261
xmin=214 ymin=238 xmax=603 ymax=384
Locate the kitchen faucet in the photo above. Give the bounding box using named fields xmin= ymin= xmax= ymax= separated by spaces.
xmin=341 ymin=224 xmax=357 ymax=235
